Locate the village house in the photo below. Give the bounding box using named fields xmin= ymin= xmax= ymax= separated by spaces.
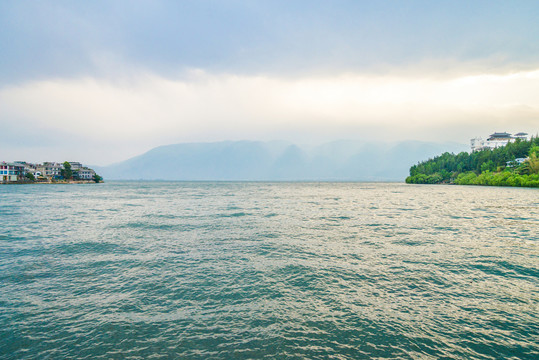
xmin=0 ymin=161 xmax=100 ymax=183
xmin=12 ymin=161 xmax=38 ymax=177
xmin=69 ymin=162 xmax=83 ymax=171
xmin=76 ymin=167 xmax=96 ymax=180
xmin=66 ymin=162 xmax=96 ymax=180
xmin=0 ymin=162 xmax=25 ymax=182
xmin=36 ymin=162 xmax=63 ymax=179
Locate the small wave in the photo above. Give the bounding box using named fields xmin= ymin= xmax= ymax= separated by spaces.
xmin=54 ymin=241 xmax=125 ymax=255
xmin=218 ymin=212 xmax=249 ymax=218
xmin=108 ymin=222 xmax=196 ymax=231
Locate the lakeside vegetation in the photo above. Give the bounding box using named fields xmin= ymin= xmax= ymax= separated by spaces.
xmin=406 ymin=137 xmax=539 ymax=188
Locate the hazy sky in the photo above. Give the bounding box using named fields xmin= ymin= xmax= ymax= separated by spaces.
xmin=1 ymin=0 xmax=538 ymax=165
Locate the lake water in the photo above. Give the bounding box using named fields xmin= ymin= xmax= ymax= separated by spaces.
xmin=1 ymin=182 xmax=538 ymax=359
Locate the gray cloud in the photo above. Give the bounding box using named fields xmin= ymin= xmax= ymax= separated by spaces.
xmin=2 ymin=0 xmax=539 ymax=84
xmin=2 ymin=1 xmax=538 ymax=165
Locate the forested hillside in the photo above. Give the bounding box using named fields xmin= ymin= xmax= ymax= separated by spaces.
xmin=406 ymin=137 xmax=539 ymax=187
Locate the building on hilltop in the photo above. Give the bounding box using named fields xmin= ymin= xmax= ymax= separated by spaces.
xmin=471 ymin=137 xmax=485 ymax=152
xmin=471 ymin=132 xmax=529 ymax=152
xmin=486 ymin=132 xmax=513 ymax=149
xmin=513 ymin=132 xmax=529 ymax=140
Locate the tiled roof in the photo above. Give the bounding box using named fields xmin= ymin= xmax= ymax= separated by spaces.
xmin=488 ymin=132 xmax=512 ymax=138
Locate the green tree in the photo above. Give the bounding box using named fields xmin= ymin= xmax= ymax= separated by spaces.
xmin=406 ymin=136 xmax=539 ymax=187
xmin=61 ymin=161 xmax=73 ymax=180
xmin=93 ymin=173 xmax=103 ymax=183
xmin=526 ymin=146 xmax=539 ymax=174
xmin=480 ymin=160 xmax=495 ymax=173
xmin=25 ymin=172 xmax=36 ymax=182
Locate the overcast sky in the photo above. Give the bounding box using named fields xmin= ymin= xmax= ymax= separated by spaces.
xmin=1 ymin=0 xmax=538 ymax=165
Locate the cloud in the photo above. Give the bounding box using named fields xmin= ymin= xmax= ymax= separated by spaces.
xmin=2 ymin=1 xmax=539 ymax=84
xmin=2 ymin=2 xmax=538 ymax=165
xmin=1 ymin=68 xmax=538 ymax=164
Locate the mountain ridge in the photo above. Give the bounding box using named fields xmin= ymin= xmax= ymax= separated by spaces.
xmin=95 ymin=140 xmax=468 ymax=181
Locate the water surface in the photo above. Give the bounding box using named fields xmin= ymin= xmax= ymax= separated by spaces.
xmin=1 ymin=182 xmax=538 ymax=359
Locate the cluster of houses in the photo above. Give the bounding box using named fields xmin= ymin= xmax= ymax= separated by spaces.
xmin=471 ymin=132 xmax=529 ymax=152
xmin=0 ymin=161 xmax=97 ymax=183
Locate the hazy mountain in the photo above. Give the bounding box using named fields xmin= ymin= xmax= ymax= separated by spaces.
xmin=96 ymin=140 xmax=468 ymax=181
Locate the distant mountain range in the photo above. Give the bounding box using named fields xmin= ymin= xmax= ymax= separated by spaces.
xmin=95 ymin=140 xmax=468 ymax=181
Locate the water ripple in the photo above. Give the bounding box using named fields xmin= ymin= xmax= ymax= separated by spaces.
xmin=0 ymin=182 xmax=537 ymax=359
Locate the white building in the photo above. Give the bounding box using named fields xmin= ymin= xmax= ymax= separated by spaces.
xmin=0 ymin=162 xmax=25 ymax=182
xmin=471 ymin=137 xmax=485 ymax=152
xmin=471 ymin=132 xmax=529 ymax=152
xmin=77 ymin=167 xmax=96 ymax=180
xmin=37 ymin=162 xmax=63 ymax=179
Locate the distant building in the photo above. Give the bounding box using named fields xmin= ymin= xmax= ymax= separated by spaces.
xmin=513 ymin=132 xmax=529 ymax=140
xmin=37 ymin=162 xmax=63 ymax=179
xmin=471 ymin=137 xmax=485 ymax=152
xmin=14 ymin=161 xmax=37 ymax=176
xmin=69 ymin=162 xmax=83 ymax=170
xmin=0 ymin=162 xmax=25 ymax=182
xmin=471 ymin=132 xmax=529 ymax=152
xmin=77 ymin=167 xmax=96 ymax=180
xmin=69 ymin=162 xmax=95 ymax=180
xmin=506 ymin=158 xmax=528 ymax=167
xmin=1 ymin=160 xmax=98 ymax=183
xmin=485 ymin=132 xmax=513 ymax=149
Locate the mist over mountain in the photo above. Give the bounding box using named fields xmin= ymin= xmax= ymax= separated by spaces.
xmin=96 ymin=140 xmax=468 ymax=181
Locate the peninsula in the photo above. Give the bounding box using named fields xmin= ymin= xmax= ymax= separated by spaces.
xmin=406 ymin=132 xmax=539 ymax=188
xmin=1 ymin=161 xmax=102 ymax=184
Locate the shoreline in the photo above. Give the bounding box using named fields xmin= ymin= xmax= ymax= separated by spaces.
xmin=1 ymin=180 xmax=103 ymax=185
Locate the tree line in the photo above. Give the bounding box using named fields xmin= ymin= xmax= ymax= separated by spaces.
xmin=406 ymin=137 xmax=539 ymax=188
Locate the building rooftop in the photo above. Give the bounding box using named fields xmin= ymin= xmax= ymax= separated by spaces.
xmin=488 ymin=132 xmax=512 ymax=139
xmin=0 ymin=162 xmax=25 ymax=168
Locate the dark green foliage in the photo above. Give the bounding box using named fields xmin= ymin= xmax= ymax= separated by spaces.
xmin=93 ymin=174 xmax=103 ymax=183
xmin=61 ymin=161 xmax=73 ymax=180
xmin=25 ymin=172 xmax=36 ymax=182
xmin=406 ymin=136 xmax=539 ymax=188
xmin=480 ymin=160 xmax=495 ymax=173
xmin=455 ymin=171 xmax=539 ymax=187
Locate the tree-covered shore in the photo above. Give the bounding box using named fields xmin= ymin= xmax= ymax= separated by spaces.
xmin=406 ymin=137 xmax=539 ymax=188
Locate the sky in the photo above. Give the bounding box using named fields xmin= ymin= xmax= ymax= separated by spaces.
xmin=1 ymin=0 xmax=539 ymax=165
